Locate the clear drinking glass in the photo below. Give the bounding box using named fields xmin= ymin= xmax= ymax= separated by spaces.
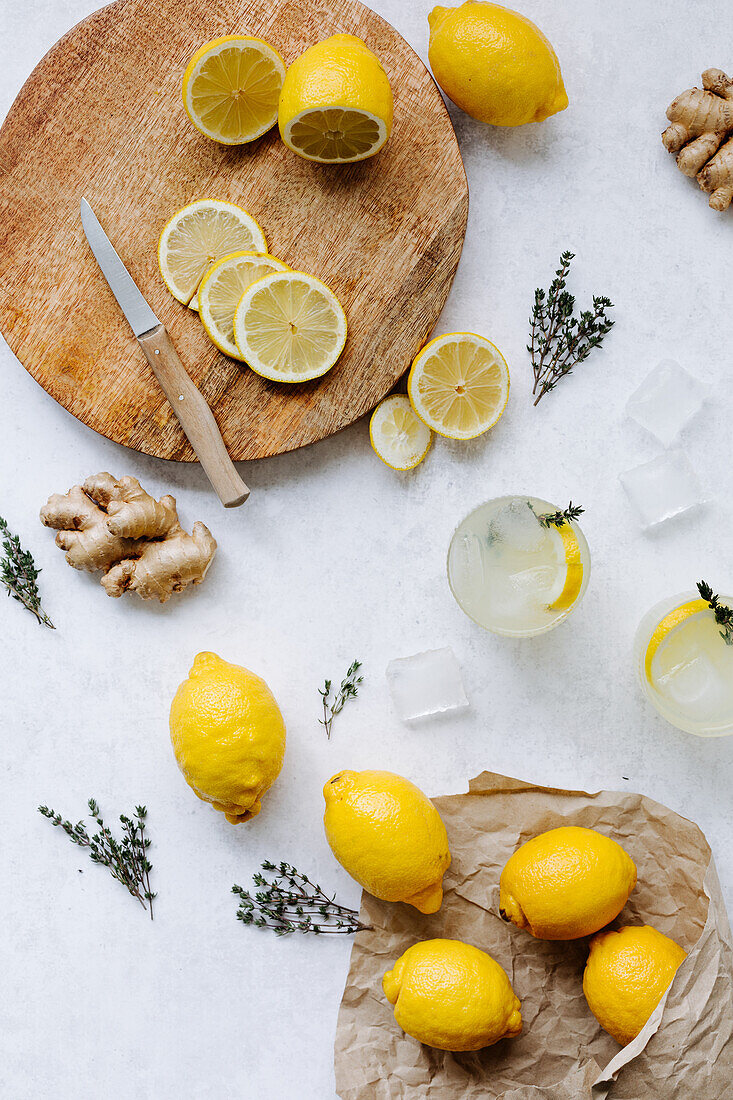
xmin=447 ymin=495 xmax=591 ymax=638
xmin=634 ymin=591 xmax=733 ymax=737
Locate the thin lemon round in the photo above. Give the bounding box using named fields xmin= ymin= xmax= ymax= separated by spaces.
xmin=546 ymin=522 xmax=584 ymax=611
xmin=198 ymin=251 xmax=290 ymax=359
xmin=233 ymin=270 xmax=347 ymax=382
xmin=644 ymin=599 xmax=709 ymax=682
xmin=182 ymin=36 xmax=286 ymax=145
xmin=369 ymin=395 xmax=432 ymax=471
xmin=408 ymin=332 xmax=510 ymax=439
xmin=158 ymin=200 xmax=267 ymax=305
xmin=279 ymin=34 xmax=393 ymax=163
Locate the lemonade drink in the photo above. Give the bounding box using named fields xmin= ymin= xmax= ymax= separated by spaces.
xmin=447 ymin=496 xmax=590 ymax=637
xmin=635 ymin=592 xmax=733 ymax=736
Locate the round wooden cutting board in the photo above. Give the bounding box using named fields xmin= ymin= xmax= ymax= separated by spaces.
xmin=0 ymin=0 xmax=468 ymax=461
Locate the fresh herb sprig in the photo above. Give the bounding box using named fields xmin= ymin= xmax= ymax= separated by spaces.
xmin=529 ymin=251 xmax=614 ymax=406
xmin=539 ymin=502 xmax=585 ymax=529
xmin=233 ymin=860 xmax=371 ymax=935
xmin=38 ymin=799 xmax=155 ymax=918
xmin=0 ymin=516 xmax=54 ymax=628
xmin=319 ymin=660 xmax=363 ymax=738
xmin=697 ymin=581 xmax=733 ymax=646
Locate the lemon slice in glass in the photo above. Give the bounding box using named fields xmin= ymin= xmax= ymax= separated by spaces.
xmin=158 ymin=200 xmax=267 ymax=306
xmin=278 ymin=35 xmax=393 ymax=163
xmin=233 ymin=271 xmax=347 ymax=382
xmin=546 ymin=523 xmax=584 ymax=611
xmin=408 ymin=332 xmax=510 ymax=439
xmin=369 ymin=395 xmax=432 ymax=470
xmin=644 ymin=599 xmax=710 ymax=682
xmin=182 ymin=36 xmax=286 ymax=145
xmin=198 ymin=251 xmax=290 ymax=359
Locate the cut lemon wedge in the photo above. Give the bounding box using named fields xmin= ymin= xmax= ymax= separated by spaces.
xmin=407 ymin=333 xmax=510 ymax=439
xmin=198 ymin=251 xmax=290 ymax=359
xmin=644 ymin=599 xmax=710 ymax=682
xmin=546 ymin=523 xmax=584 ymax=611
xmin=369 ymin=395 xmax=432 ymax=470
xmin=158 ymin=200 xmax=267 ymax=305
xmin=182 ymin=36 xmax=286 ymax=145
xmin=233 ymin=271 xmax=347 ymax=382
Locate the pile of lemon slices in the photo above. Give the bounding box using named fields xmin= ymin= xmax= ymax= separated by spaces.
xmin=369 ymin=332 xmax=511 ymax=471
xmin=158 ymin=199 xmax=347 ymax=383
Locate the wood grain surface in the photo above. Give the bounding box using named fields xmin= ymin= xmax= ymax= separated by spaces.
xmin=0 ymin=0 xmax=468 ymax=461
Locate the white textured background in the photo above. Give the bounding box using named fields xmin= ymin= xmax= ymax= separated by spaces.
xmin=2 ymin=1 xmax=733 ymax=1097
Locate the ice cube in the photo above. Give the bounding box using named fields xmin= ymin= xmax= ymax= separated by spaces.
xmin=658 ymin=655 xmax=729 ymax=720
xmin=386 ymin=647 xmax=469 ymax=722
xmin=457 ymin=533 xmax=486 ymax=589
xmin=508 ymin=566 xmax=556 ymax=612
xmin=619 ymin=450 xmax=706 ymax=528
xmin=489 ymin=498 xmax=547 ymax=552
xmin=626 ymin=360 xmax=709 ymax=447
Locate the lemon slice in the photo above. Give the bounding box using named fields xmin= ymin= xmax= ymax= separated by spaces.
xmin=233 ymin=271 xmax=347 ymax=382
xmin=198 ymin=252 xmax=290 ymax=359
xmin=369 ymin=395 xmax=432 ymax=470
xmin=644 ymin=599 xmax=710 ymax=682
xmin=407 ymin=333 xmax=510 ymax=439
xmin=158 ymin=200 xmax=267 ymax=306
xmin=546 ymin=523 xmax=584 ymax=611
xmin=182 ymin=36 xmax=286 ymax=145
xmin=188 ymin=291 xmax=199 ymax=312
xmin=278 ymin=35 xmax=393 ymax=164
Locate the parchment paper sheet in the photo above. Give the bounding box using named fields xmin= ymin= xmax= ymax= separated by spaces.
xmin=334 ymin=772 xmax=733 ymax=1099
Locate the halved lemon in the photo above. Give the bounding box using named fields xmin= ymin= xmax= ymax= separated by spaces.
xmin=278 ymin=34 xmax=393 ymax=163
xmin=546 ymin=523 xmax=584 ymax=612
xmin=233 ymin=271 xmax=347 ymax=382
xmin=644 ymin=599 xmax=710 ymax=682
xmin=407 ymin=332 xmax=510 ymax=439
xmin=158 ymin=200 xmax=267 ymax=306
xmin=198 ymin=251 xmax=290 ymax=359
xmin=182 ymin=36 xmax=286 ymax=145
xmin=369 ymin=395 xmax=432 ymax=470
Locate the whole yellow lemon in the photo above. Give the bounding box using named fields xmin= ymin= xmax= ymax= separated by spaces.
xmin=500 ymin=826 xmax=637 ymax=939
xmin=383 ymin=938 xmax=522 ymax=1051
xmin=583 ymin=925 xmax=687 ymax=1045
xmin=428 ymin=2 xmax=568 ymax=126
xmin=169 ymin=652 xmax=286 ymax=824
xmin=278 ymin=34 xmax=393 ymax=163
xmin=323 ymin=770 xmax=450 ymax=913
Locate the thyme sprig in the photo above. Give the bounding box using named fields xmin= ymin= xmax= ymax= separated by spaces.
xmin=319 ymin=659 xmax=363 ymax=738
xmin=38 ymin=799 xmax=155 ymax=918
xmin=0 ymin=516 xmax=54 ymax=628
xmin=529 ymin=251 xmax=614 ymax=406
xmin=539 ymin=502 xmax=585 ymax=529
xmin=233 ymin=860 xmax=371 ymax=935
xmin=697 ymin=581 xmax=733 ymax=646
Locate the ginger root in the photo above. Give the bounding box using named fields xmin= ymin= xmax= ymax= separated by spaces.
xmin=40 ymin=473 xmax=216 ymax=602
xmin=663 ymin=69 xmax=733 ymax=210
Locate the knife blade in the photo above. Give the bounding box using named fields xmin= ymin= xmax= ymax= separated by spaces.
xmin=80 ymin=199 xmax=249 ymax=508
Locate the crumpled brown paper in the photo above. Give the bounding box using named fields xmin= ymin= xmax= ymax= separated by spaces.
xmin=334 ymin=772 xmax=733 ymax=1099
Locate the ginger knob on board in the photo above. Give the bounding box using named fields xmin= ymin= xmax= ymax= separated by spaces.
xmin=662 ymin=69 xmax=733 ymax=210
xmin=40 ymin=473 xmax=216 ymax=602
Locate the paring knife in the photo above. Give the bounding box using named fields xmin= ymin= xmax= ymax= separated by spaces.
xmin=80 ymin=198 xmax=249 ymax=508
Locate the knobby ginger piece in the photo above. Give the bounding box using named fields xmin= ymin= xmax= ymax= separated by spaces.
xmin=662 ymin=68 xmax=733 ymax=210
xmin=40 ymin=473 xmax=216 ymax=603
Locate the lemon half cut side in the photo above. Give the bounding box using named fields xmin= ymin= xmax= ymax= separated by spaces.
xmin=198 ymin=251 xmax=290 ymax=359
xmin=408 ymin=332 xmax=510 ymax=439
xmin=182 ymin=36 xmax=286 ymax=145
xmin=158 ymin=200 xmax=267 ymax=306
xmin=233 ymin=270 xmax=347 ymax=382
xmin=282 ymin=107 xmax=389 ymax=163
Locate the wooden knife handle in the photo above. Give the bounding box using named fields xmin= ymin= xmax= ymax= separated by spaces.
xmin=138 ymin=325 xmax=249 ymax=508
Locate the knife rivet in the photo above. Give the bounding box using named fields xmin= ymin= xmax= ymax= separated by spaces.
xmin=179 ymin=395 xmax=184 ymax=401
xmin=154 ymin=349 xmax=160 ymax=355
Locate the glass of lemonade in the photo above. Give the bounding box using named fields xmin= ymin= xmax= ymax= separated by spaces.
xmin=635 ymin=592 xmax=733 ymax=736
xmin=447 ymin=495 xmax=591 ymax=637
